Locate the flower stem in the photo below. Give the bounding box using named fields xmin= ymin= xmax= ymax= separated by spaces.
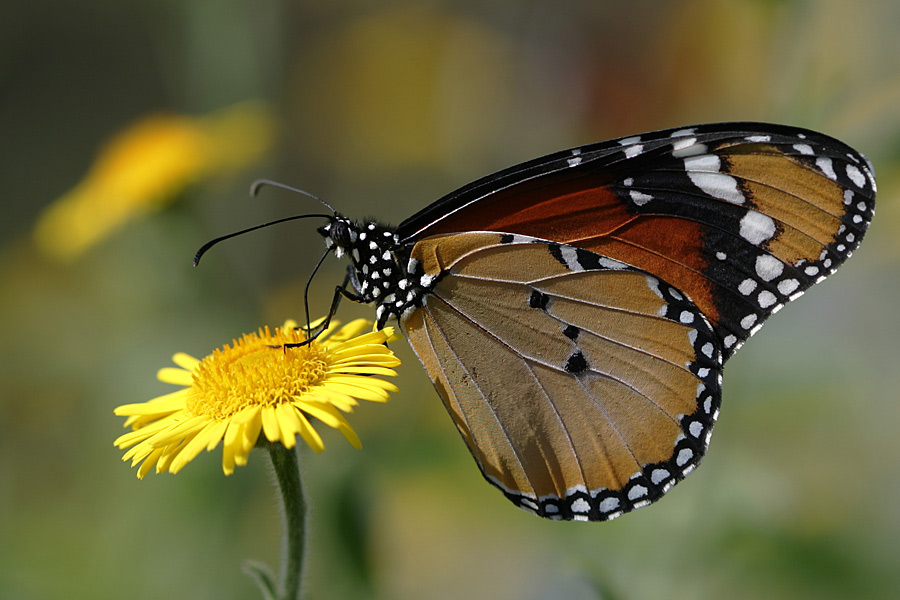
xmin=268 ymin=443 xmax=307 ymax=600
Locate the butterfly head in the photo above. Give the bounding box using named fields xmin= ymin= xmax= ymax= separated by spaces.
xmin=318 ymin=216 xmax=353 ymax=259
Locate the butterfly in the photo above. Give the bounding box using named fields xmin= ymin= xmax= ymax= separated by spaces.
xmin=198 ymin=122 xmax=876 ymax=521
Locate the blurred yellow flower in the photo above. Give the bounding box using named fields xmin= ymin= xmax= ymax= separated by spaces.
xmin=34 ymin=100 xmax=275 ymax=262
xmin=114 ymin=318 xmax=400 ymax=478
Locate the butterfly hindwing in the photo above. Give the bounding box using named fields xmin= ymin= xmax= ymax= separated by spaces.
xmin=402 ymin=232 xmax=722 ymax=521
xmin=397 ymin=123 xmax=876 ymax=359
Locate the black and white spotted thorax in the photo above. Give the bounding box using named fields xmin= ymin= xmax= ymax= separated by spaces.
xmin=319 ymin=216 xmax=431 ymax=327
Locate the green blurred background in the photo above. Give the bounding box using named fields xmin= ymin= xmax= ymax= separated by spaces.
xmin=2 ymin=1 xmax=900 ymax=598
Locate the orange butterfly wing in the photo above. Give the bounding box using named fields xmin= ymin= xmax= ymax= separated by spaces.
xmin=402 ymin=232 xmax=721 ymax=520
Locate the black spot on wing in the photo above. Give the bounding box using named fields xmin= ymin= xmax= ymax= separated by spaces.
xmin=564 ymin=351 xmax=588 ymax=374
xmin=529 ymin=290 xmax=550 ymax=309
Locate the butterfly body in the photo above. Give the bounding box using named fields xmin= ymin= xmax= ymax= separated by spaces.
xmin=316 ymin=122 xmax=875 ymax=521
xmin=319 ymin=217 xmax=425 ymax=325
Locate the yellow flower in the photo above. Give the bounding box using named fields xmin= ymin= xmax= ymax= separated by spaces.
xmin=114 ymin=319 xmax=400 ymax=478
xmin=34 ymin=100 xmax=275 ymax=262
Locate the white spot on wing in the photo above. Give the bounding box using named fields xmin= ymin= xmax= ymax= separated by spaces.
xmin=688 ymin=172 xmax=745 ymax=204
xmin=671 ymin=138 xmax=706 ymax=158
xmin=598 ymin=497 xmax=619 ymax=513
xmin=559 ymin=245 xmax=582 ymax=271
xmin=629 ymin=190 xmax=653 ymax=206
xmin=816 ymin=157 xmax=837 ymax=180
xmin=670 ymin=128 xmax=696 ymax=137
xmin=645 ymin=276 xmax=664 ymax=299
xmin=689 ymin=421 xmax=703 ymax=437
xmin=755 ymin=254 xmax=784 ymax=281
xmin=794 ymin=143 xmax=814 ymax=155
xmin=684 ymin=154 xmax=721 ymax=172
xmin=758 ymin=290 xmax=777 ymax=308
xmin=777 ymin=279 xmax=800 ymax=296
xmin=738 ymin=279 xmax=757 ymax=295
xmin=684 ymin=155 xmax=745 ymax=204
xmin=570 ymin=498 xmax=590 ymax=513
xmin=596 ymin=256 xmax=628 ymax=270
xmin=739 ymin=210 xmax=776 ymax=245
xmin=627 ymin=485 xmax=648 ymax=500
xmin=846 ymin=164 xmax=866 ymax=188
xmin=624 ymin=144 xmax=644 ymax=158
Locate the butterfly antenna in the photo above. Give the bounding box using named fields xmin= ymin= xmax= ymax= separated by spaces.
xmin=193 ymin=213 xmax=332 ymax=266
xmin=250 ymin=179 xmax=337 ymax=213
xmin=303 ymin=248 xmax=331 ymax=338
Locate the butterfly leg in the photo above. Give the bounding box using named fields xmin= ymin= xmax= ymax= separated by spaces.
xmin=287 ymin=269 xmax=365 ymax=347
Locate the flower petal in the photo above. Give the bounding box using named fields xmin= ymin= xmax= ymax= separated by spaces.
xmin=137 ymin=447 xmax=166 ymax=479
xmin=331 ymin=353 xmax=401 ymax=367
xmin=320 ymin=381 xmax=392 ymax=402
xmin=326 ymin=374 xmax=399 ymax=392
xmin=114 ymin=390 xmax=187 ymax=417
xmin=335 ymin=419 xmax=362 ymax=450
xmin=149 ymin=415 xmax=208 ymax=447
xmin=204 ymin=421 xmax=228 ymax=451
xmin=241 ymin=408 xmax=263 ymax=455
xmin=293 ymin=400 xmax=344 ymax=429
xmin=171 ymin=352 xmax=201 ymax=371
xmin=322 ymin=318 xmax=370 ymax=342
xmin=169 ymin=424 xmax=223 ymax=473
xmin=261 ymin=406 xmax=282 ymax=443
xmin=330 ymin=365 xmax=399 ymax=376
xmin=157 ymin=367 xmax=194 ymax=386
xmin=275 ymin=403 xmax=304 ymax=448
xmin=294 ymin=409 xmax=325 ymax=453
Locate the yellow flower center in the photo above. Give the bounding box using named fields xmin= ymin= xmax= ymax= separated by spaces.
xmin=186 ymin=325 xmax=328 ymax=420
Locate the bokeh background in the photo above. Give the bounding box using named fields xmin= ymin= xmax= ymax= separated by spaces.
xmin=2 ymin=1 xmax=900 ymax=598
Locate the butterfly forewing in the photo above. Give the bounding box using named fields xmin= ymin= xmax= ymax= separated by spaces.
xmin=402 ymin=233 xmax=722 ymax=521
xmin=398 ymin=123 xmax=875 ymax=359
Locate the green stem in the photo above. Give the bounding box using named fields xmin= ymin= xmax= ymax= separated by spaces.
xmin=268 ymin=443 xmax=307 ymax=600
